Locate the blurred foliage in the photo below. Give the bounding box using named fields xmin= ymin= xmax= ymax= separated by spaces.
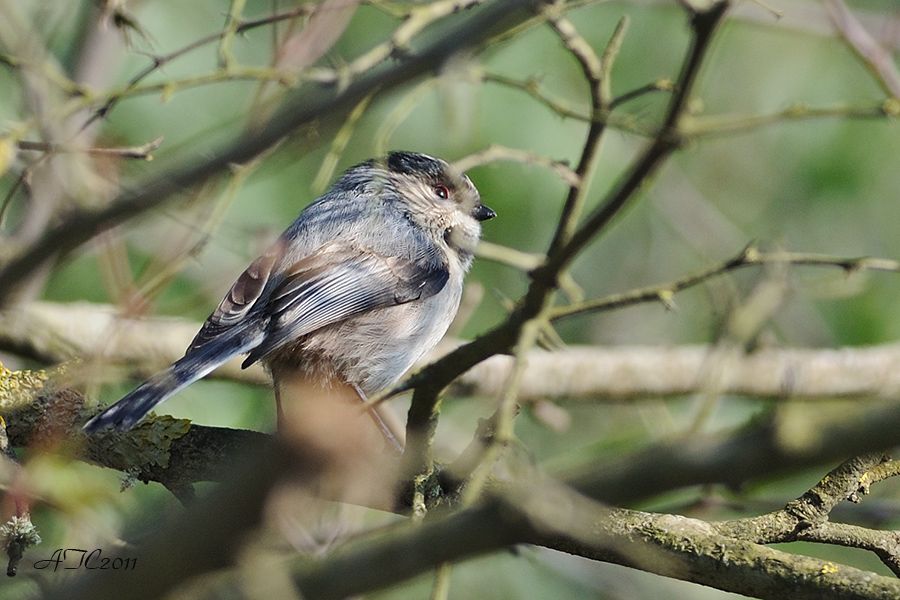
xmin=2 ymin=0 xmax=900 ymax=598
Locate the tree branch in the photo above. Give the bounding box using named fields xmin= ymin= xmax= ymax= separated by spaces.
xmin=9 ymin=378 xmax=900 ymax=519
xmin=80 ymin=1 xmax=321 ymax=128
xmin=11 ymin=378 xmax=900 ymax=599
xmin=7 ymin=301 xmax=900 ymax=403
xmin=825 ymin=0 xmax=900 ymax=99
xmin=394 ymin=2 xmax=731 ymax=426
xmin=20 ymin=383 xmax=900 ymax=600
xmin=549 ymin=246 xmax=900 ymax=322
xmin=286 ymin=483 xmax=900 ymax=600
xmin=713 ymin=454 xmax=900 ymax=577
xmin=15 ymin=136 xmax=163 ymax=160
xmin=2 ymin=387 xmax=268 ymax=494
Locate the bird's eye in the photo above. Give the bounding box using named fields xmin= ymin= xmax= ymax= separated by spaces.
xmin=433 ymin=184 xmax=450 ymax=200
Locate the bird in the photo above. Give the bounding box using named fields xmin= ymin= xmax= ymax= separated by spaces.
xmin=83 ymin=151 xmax=495 ymax=446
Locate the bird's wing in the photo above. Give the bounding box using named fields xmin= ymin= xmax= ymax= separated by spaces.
xmin=240 ymin=243 xmax=449 ymax=367
xmin=188 ymin=237 xmax=287 ymax=353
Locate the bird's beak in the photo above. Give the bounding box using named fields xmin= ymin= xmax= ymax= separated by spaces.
xmin=472 ymin=203 xmax=497 ymax=222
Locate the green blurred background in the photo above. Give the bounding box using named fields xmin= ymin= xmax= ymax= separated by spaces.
xmin=2 ymin=0 xmax=899 ymax=598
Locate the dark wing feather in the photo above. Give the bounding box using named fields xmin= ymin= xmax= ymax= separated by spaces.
xmin=241 ymin=245 xmax=448 ymax=367
xmin=188 ymin=237 xmax=286 ymax=352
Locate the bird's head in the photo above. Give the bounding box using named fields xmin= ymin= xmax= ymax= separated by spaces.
xmin=382 ymin=151 xmax=496 ymax=256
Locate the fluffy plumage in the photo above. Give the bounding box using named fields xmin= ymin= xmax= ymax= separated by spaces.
xmin=83 ymin=151 xmax=494 ymax=433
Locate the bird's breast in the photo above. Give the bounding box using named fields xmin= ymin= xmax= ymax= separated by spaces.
xmin=267 ymin=273 xmax=464 ymax=396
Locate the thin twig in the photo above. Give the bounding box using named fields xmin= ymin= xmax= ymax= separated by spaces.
xmin=0 ymin=162 xmax=39 ymax=230
xmin=218 ymin=0 xmax=248 ymax=70
xmin=609 ymin=78 xmax=673 ymax=109
xmin=475 ymin=241 xmax=542 ymax=270
xmin=682 ymin=101 xmax=894 ymax=138
xmin=459 ymin=319 xmax=541 ymax=504
xmin=478 ymin=70 xmax=656 ymax=136
xmin=549 ymin=246 xmax=900 ymax=321
xmin=480 ymin=71 xmax=590 ymax=121
xmin=453 ymin=144 xmax=580 ymax=187
xmin=320 ymin=0 xmax=490 ymax=84
xmin=400 ymin=9 xmax=636 ymax=491
xmin=385 ymin=13 xmax=731 ymax=493
xmin=373 ymin=79 xmax=437 ymax=156
xmin=81 ymin=2 xmax=321 ymax=129
xmin=826 ymin=0 xmax=900 ymax=98
xmin=428 ymin=562 xmax=453 ymax=600
xmin=16 ymin=136 xmax=163 ymax=160
xmin=456 ymin=12 xmax=628 ymax=504
xmin=391 ymin=2 xmax=731 ymax=417
xmin=539 ymin=1 xmax=729 ymax=276
xmin=545 ymin=13 xmax=626 ymax=252
xmin=311 ymin=92 xmax=375 ymax=194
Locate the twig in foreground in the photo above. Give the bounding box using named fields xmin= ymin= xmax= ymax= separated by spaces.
xmin=16 ymin=137 xmax=163 ymax=160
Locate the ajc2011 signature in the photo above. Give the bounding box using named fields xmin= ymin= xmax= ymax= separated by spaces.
xmin=33 ymin=549 xmax=137 ymax=571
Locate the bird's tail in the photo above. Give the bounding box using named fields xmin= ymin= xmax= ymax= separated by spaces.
xmin=83 ymin=327 xmax=262 ymax=433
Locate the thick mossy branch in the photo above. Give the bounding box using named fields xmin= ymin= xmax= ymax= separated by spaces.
xmin=3 ymin=387 xmax=268 ymax=492
xmin=0 ymin=362 xmax=50 ymax=413
xmin=10 ymin=385 xmax=900 ymax=522
xmin=8 ymin=383 xmax=900 ymax=599
xmin=287 ymin=486 xmax=900 ymax=600
xmin=710 ymin=454 xmax=900 ymax=576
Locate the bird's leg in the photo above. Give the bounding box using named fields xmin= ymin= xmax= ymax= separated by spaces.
xmin=274 ymin=383 xmax=286 ymax=435
xmin=351 ymin=384 xmax=404 ymax=455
